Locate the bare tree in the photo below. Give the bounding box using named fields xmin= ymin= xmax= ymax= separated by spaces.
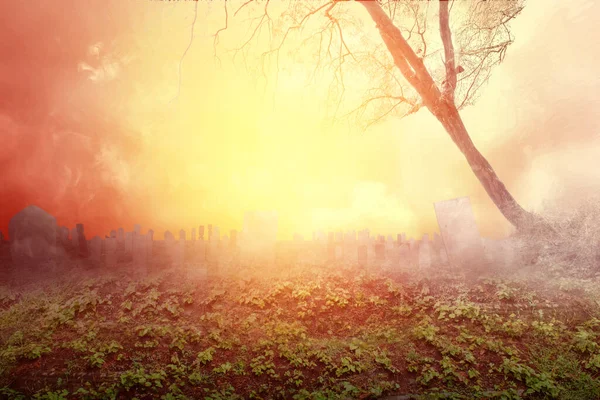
xmin=202 ymin=0 xmax=544 ymax=231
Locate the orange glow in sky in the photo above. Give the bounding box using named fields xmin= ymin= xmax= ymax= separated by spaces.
xmin=1 ymin=0 xmax=600 ymax=240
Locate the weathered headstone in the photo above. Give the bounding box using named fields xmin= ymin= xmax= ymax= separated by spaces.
xmin=9 ymin=205 xmax=58 ymax=265
xmin=434 ymin=197 xmax=485 ymax=270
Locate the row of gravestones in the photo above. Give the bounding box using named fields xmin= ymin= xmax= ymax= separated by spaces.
xmin=3 ymin=197 xmax=519 ymax=274
xmin=281 ymin=230 xmax=448 ymax=269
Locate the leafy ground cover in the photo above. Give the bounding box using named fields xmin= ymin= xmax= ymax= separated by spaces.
xmin=1 ymin=263 xmax=600 ymax=400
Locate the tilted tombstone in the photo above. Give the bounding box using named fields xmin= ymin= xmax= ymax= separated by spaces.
xmin=434 ymin=197 xmax=485 ymax=270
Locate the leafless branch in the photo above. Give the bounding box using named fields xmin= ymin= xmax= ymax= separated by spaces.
xmin=213 ymin=1 xmax=229 ymax=67
xmin=439 ymin=0 xmax=457 ymax=101
xmin=170 ymin=1 xmax=199 ymax=104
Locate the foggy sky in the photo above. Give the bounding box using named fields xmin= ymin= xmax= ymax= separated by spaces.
xmin=1 ymin=0 xmax=599 ymax=240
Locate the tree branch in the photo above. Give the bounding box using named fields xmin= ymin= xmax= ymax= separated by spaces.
xmin=439 ymin=0 xmax=457 ymax=101
xmin=213 ymin=0 xmax=229 ymax=67
xmin=171 ymin=1 xmax=199 ymax=104
xmin=358 ymin=0 xmax=442 ymax=112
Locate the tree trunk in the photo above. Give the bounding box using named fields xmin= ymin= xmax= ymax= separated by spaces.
xmin=358 ymin=0 xmax=546 ymax=232
xmin=432 ymin=100 xmax=540 ymax=231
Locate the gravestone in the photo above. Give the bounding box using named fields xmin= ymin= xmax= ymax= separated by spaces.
xmin=418 ymin=234 xmax=432 ymax=269
xmin=240 ymin=211 xmax=278 ymax=266
xmin=105 ymin=237 xmax=117 ymax=268
xmin=71 ymin=227 xmax=79 ymax=248
xmin=230 ymin=230 xmax=237 ymax=249
xmin=146 ymin=232 xmax=153 ymax=261
xmin=434 ymin=197 xmax=485 ymax=270
xmin=357 ymin=245 xmax=368 ymax=267
xmin=9 ymin=205 xmax=58 ymax=265
xmin=133 ymin=233 xmax=148 ymax=272
xmin=90 ymin=236 xmax=102 ymax=263
xmin=76 ymin=224 xmax=88 ymax=257
xmin=375 ymin=237 xmax=385 ymax=261
xmin=124 ymin=232 xmax=133 ymax=254
xmin=59 ymin=226 xmax=69 ymax=245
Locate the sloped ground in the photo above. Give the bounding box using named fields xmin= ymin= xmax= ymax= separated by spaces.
xmin=1 ymin=260 xmax=600 ymax=400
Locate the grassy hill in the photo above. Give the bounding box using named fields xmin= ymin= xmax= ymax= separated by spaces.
xmin=1 ymin=261 xmax=600 ymax=399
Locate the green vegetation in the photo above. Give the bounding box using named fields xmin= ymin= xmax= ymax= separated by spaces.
xmin=1 ymin=267 xmax=600 ymax=399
